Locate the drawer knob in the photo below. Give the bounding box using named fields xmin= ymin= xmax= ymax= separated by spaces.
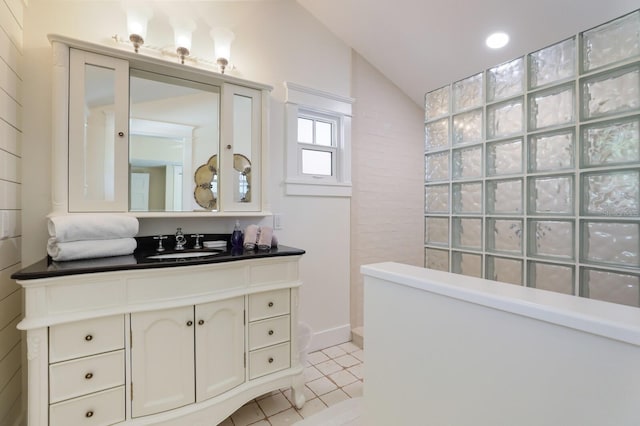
xmin=268 ymin=330 xmax=274 ymax=336
xmin=85 ymin=411 xmax=94 ymax=418
xmin=186 ymin=320 xmax=193 ymax=327
xmin=118 ymin=131 xmax=125 ymax=137
xmin=268 ymin=302 xmax=274 ymax=308
xmin=198 ymin=319 xmax=205 ymax=325
xmin=85 ymin=334 xmax=93 ymax=341
xmin=268 ymin=357 xmax=274 ymax=363
xmin=85 ymin=372 xmax=93 ymax=380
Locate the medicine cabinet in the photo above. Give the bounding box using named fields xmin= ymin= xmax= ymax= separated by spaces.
xmin=50 ymin=34 xmax=269 ymax=216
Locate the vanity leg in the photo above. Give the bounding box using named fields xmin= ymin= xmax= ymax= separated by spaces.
xmin=291 ymin=374 xmax=306 ymax=409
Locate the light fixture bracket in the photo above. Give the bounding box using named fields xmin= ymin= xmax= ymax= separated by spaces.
xmin=129 ymin=34 xmax=144 ymax=53
xmin=176 ymin=46 xmax=190 ymax=64
xmin=217 ymin=57 xmax=229 ymax=74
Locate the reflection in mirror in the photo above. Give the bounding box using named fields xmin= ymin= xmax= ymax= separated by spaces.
xmin=129 ymin=69 xmax=220 ymax=211
xmin=233 ymin=94 xmax=253 ymax=202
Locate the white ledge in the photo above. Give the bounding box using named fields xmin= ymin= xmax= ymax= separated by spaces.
xmin=361 ymin=262 xmax=640 ymax=346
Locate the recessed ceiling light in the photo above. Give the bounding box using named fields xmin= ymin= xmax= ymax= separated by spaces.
xmin=486 ymin=32 xmax=509 ymax=49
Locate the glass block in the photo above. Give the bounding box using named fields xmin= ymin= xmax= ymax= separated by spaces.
xmin=582 ymin=10 xmax=640 ymax=73
xmin=452 ymin=252 xmax=482 ymax=278
xmin=453 ymin=182 xmax=482 ymax=214
xmin=581 ymin=170 xmax=640 ymax=216
xmin=486 ymin=179 xmax=523 ymax=214
xmin=529 ymin=37 xmax=576 ymax=89
xmin=528 ymin=261 xmax=574 ymax=295
xmin=581 ymin=221 xmax=640 ymax=267
xmin=425 ymin=118 xmax=449 ymax=151
xmin=425 ymin=217 xmax=449 ymax=246
xmin=487 ymin=57 xmax=524 ymax=102
xmin=425 ymin=85 xmax=450 ymax=121
xmin=453 ymin=145 xmax=483 ymax=179
xmin=487 ymin=138 xmax=522 ymax=176
xmin=425 ymin=152 xmax=450 ymax=182
xmin=425 ymin=184 xmax=450 ymax=213
xmin=452 ymin=72 xmax=483 ymax=112
xmin=425 ymin=248 xmax=449 ymax=272
xmin=529 ymin=84 xmax=575 ymax=131
xmin=486 ymin=256 xmax=523 ymax=286
xmin=528 ymin=175 xmax=574 ymax=215
xmin=487 ymin=218 xmax=523 ymax=254
xmin=453 ymin=109 xmax=483 ymax=145
xmin=528 ymin=220 xmax=574 ymax=259
xmin=581 ymin=268 xmax=640 ymax=308
xmin=528 ymin=129 xmax=575 ymax=172
xmin=487 ymin=98 xmax=523 ymax=139
xmin=581 ymin=65 xmax=640 ymax=121
xmin=581 ymin=115 xmax=640 ymax=167
xmin=452 ymin=217 xmax=482 ymax=250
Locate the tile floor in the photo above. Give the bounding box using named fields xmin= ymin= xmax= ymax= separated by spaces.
xmin=219 ymin=341 xmax=364 ymax=426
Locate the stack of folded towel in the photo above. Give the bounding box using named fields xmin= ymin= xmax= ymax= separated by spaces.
xmin=243 ymin=225 xmax=278 ymax=251
xmin=47 ymin=214 xmax=139 ymax=261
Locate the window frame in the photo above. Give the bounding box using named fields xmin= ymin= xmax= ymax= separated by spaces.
xmin=284 ymin=82 xmax=353 ymax=197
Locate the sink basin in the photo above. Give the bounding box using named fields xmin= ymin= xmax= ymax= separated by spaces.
xmin=146 ymin=251 xmax=223 ymax=260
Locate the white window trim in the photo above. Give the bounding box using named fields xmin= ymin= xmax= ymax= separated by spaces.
xmin=284 ymin=81 xmax=353 ymax=197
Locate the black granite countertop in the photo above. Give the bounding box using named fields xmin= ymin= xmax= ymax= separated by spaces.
xmin=11 ymin=234 xmax=305 ymax=280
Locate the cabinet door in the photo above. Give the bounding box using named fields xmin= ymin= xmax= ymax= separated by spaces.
xmin=195 ymin=297 xmax=245 ymax=401
xmin=130 ymin=306 xmax=195 ymax=417
xmin=220 ymin=83 xmax=262 ymax=211
xmin=68 ymin=49 xmax=129 ymax=212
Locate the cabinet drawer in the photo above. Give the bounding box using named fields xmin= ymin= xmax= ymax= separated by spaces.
xmin=50 ymin=350 xmax=125 ymax=404
xmin=249 ymin=315 xmax=290 ymax=351
xmin=249 ymin=342 xmax=291 ymax=380
xmin=49 ymin=386 xmax=125 ymax=426
xmin=248 ymin=289 xmax=290 ymax=321
xmin=50 ymin=315 xmax=125 ymax=363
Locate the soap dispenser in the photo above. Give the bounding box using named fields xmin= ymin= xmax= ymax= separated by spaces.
xmin=231 ymin=220 xmax=243 ymax=250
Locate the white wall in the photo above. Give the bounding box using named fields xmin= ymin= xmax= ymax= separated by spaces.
xmin=22 ymin=0 xmax=352 ymax=348
xmin=0 ymin=0 xmax=25 ymax=424
xmin=350 ymin=51 xmax=424 ymax=332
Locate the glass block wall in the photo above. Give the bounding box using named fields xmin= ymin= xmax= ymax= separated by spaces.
xmin=424 ymin=10 xmax=640 ymax=307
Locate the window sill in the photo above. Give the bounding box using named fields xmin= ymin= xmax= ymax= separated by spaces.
xmin=284 ymin=179 xmax=352 ymax=197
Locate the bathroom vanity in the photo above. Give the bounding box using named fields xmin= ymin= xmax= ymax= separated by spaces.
xmin=13 ymin=246 xmax=306 ymax=426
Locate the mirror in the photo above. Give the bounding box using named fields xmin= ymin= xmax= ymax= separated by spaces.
xmin=233 ymin=94 xmax=253 ymax=203
xmin=129 ymin=69 xmax=220 ymax=212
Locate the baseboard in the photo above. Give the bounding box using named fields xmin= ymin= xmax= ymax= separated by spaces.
xmin=308 ymin=324 xmax=352 ymax=352
xmin=351 ymin=326 xmax=364 ymax=349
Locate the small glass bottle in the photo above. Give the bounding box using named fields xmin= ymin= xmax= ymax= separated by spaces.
xmin=231 ymin=220 xmax=243 ymax=249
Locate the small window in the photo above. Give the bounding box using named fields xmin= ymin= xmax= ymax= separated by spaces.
xmin=285 ymin=82 xmax=353 ymax=197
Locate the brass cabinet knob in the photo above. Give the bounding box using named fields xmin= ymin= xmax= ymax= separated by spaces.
xmin=118 ymin=131 xmax=124 ymax=137
xmin=186 ymin=320 xmax=193 ymax=327
xmin=85 ymin=411 xmax=94 ymax=418
xmin=268 ymin=330 xmax=274 ymax=336
xmin=85 ymin=372 xmax=93 ymax=380
xmin=268 ymin=302 xmax=274 ymax=308
xmin=85 ymin=334 xmax=93 ymax=341
xmin=198 ymin=319 xmax=205 ymax=325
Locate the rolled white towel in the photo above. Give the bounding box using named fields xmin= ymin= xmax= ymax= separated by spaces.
xmin=47 ymin=237 xmax=137 ymax=262
xmin=243 ymin=224 xmax=259 ymax=250
xmin=257 ymin=226 xmax=273 ymax=250
xmin=48 ymin=214 xmax=139 ymax=243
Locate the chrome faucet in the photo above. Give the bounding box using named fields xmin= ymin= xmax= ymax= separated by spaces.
xmin=175 ymin=227 xmax=186 ymax=251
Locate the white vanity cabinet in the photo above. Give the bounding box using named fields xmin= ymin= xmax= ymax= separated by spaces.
xmin=16 ymin=255 xmax=305 ymax=426
xmin=51 ymin=34 xmax=270 ymax=215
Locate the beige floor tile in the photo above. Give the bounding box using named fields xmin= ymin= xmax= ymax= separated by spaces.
xmin=306 ymin=350 xmax=329 ymax=365
xmin=315 ymin=359 xmax=343 ymax=375
xmin=347 ymin=363 xmax=364 ymax=380
xmin=231 ymin=401 xmax=266 ymax=426
xmin=247 ymin=421 xmax=270 ymax=426
xmin=351 ymin=349 xmax=364 ymax=362
xmin=268 ymin=407 xmax=303 ymax=425
xmin=304 ymin=365 xmax=323 ymax=382
xmin=319 ymin=389 xmax=350 ymax=407
xmin=338 ymin=341 xmax=361 ymax=354
xmin=296 ymin=397 xmax=328 ymax=419
xmin=306 ymin=376 xmax=338 ymax=396
xmin=322 ymin=345 xmax=347 ymax=359
xmin=257 ymin=392 xmax=293 ymax=417
xmin=342 ymin=380 xmax=363 ymax=398
xmin=218 ymin=417 xmax=234 ymax=426
xmin=334 ymin=354 xmax=360 ymax=368
xmin=328 ymin=369 xmax=358 ymax=387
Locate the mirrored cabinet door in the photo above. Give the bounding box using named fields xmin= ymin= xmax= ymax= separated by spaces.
xmin=68 ymin=49 xmax=129 ymax=212
xmin=221 ymin=83 xmax=262 ymax=212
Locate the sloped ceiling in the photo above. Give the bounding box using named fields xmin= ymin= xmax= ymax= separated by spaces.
xmin=296 ymin=0 xmax=639 ymax=106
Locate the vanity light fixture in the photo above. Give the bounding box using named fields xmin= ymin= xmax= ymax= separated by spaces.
xmin=173 ymin=19 xmax=196 ymax=64
xmin=486 ymin=31 xmax=509 ymax=49
xmin=211 ymin=27 xmax=235 ymax=74
xmin=125 ymin=3 xmax=152 ymax=53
